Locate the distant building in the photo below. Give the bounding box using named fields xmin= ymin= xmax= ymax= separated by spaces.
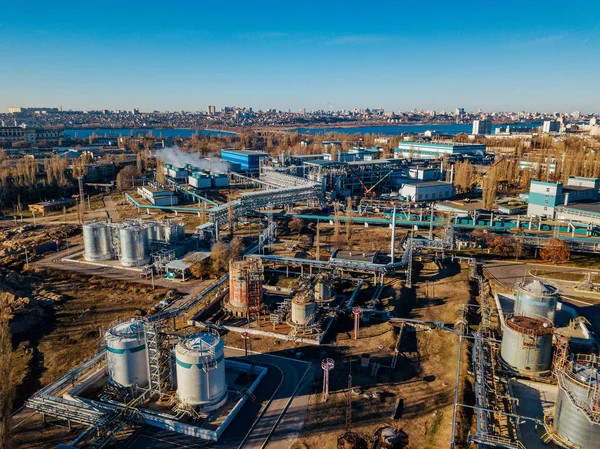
xmin=0 ymin=126 xmax=63 ymax=145
xmin=395 ymin=141 xmax=487 ymax=160
xmin=542 ymin=120 xmax=559 ymax=133
xmin=8 ymin=107 xmax=22 ymax=114
xmin=28 ymin=198 xmax=76 ymax=216
xmin=455 ymin=108 xmax=465 ymax=116
xmin=472 ymin=119 xmax=492 ymax=135
xmin=208 ymin=105 xmax=216 ymax=115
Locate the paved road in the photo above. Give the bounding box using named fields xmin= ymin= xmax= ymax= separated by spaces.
xmin=120 ymin=349 xmax=311 ymax=449
xmin=484 ymin=261 xmax=600 ymax=335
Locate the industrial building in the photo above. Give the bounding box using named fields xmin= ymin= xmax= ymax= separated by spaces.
xmin=394 ymin=141 xmax=487 ymax=161
xmin=220 ymin=149 xmax=269 ymax=172
xmin=138 ymin=185 xmax=179 ymax=206
xmin=543 ymin=120 xmax=560 ymax=133
xmin=527 ymin=177 xmax=600 ymax=220
xmin=399 ymin=181 xmax=454 ymax=202
xmin=28 ymin=198 xmax=76 ymax=216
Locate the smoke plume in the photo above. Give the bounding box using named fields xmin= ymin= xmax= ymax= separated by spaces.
xmin=154 ymin=146 xmax=229 ymax=173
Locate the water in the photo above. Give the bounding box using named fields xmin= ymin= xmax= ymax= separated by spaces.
xmin=64 ymin=128 xmax=238 ymax=139
xmin=290 ymin=123 xmax=543 ymax=136
xmin=65 ymin=123 xmax=543 ymax=139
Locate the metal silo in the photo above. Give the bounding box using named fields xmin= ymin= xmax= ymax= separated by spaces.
xmin=83 ymin=221 xmax=113 ymax=261
xmin=514 ymin=280 xmax=559 ymax=323
xmin=119 ymin=223 xmax=151 ymax=267
xmin=291 ymin=290 xmax=317 ymax=326
xmin=164 ymin=222 xmax=185 ymax=243
xmin=314 ymin=280 xmax=333 ymax=302
xmin=175 ymin=331 xmax=228 ymax=411
xmin=226 ymin=259 xmax=263 ymax=317
xmin=549 ymin=355 xmax=600 ymax=449
xmin=104 ymin=319 xmax=148 ymax=388
xmin=500 ymin=314 xmax=553 ymax=373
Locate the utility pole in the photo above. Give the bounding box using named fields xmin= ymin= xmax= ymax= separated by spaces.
xmin=315 ymin=220 xmax=320 ymax=261
xmin=345 ymin=358 xmax=353 ymax=431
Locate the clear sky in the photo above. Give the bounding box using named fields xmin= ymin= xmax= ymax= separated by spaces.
xmin=1 ymin=0 xmax=599 ymax=113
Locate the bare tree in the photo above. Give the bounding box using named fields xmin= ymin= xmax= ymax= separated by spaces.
xmin=0 ymin=293 xmax=15 ymax=449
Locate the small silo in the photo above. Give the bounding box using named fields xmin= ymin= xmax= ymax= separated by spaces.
xmin=119 ymin=223 xmax=151 ymax=267
xmin=314 ymin=276 xmax=333 ymax=302
xmin=500 ymin=315 xmax=553 ymax=373
xmin=514 ymin=280 xmax=559 ymax=323
xmin=552 ymin=355 xmax=600 ymax=448
xmin=83 ymin=221 xmax=113 ymax=261
xmin=291 ymin=290 xmax=317 ymax=326
xmin=175 ymin=331 xmax=228 ymax=411
xmin=105 ymin=319 xmax=148 ymax=388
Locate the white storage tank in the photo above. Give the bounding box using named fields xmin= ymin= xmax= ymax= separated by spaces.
xmin=119 ymin=224 xmax=151 ymax=267
xmin=105 ymin=319 xmax=148 ymax=388
xmin=175 ymin=331 xmax=228 ymax=411
xmin=314 ymin=279 xmax=333 ymax=302
xmin=83 ymin=221 xmax=113 ymax=261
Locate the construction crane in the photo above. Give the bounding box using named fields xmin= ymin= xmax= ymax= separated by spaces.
xmin=468 ymin=155 xmax=506 ymax=190
xmin=346 ymin=165 xmax=394 ymax=196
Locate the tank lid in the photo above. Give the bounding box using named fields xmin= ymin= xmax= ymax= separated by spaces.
xmin=110 ymin=319 xmax=144 ymax=337
xmin=518 ymin=280 xmax=557 ymax=296
xmin=181 ymin=332 xmax=220 ymax=351
xmin=506 ymin=314 xmax=554 ymax=335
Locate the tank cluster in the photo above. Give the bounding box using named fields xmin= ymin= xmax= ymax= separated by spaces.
xmin=500 ymin=280 xmax=559 ymax=374
xmin=287 ymin=275 xmax=334 ymax=330
xmin=105 ymin=320 xmax=228 ymax=412
xmin=83 ymin=219 xmax=185 ymax=267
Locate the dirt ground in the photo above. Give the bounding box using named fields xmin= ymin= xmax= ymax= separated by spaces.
xmin=5 ymin=267 xmax=169 ymax=411
xmin=292 ymin=261 xmax=471 ymax=449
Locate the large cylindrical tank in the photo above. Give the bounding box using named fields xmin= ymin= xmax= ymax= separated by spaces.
xmin=175 ymin=332 xmax=228 ymax=410
xmin=553 ymin=356 xmax=600 ymax=448
xmin=119 ymin=225 xmax=151 ymax=267
xmin=291 ymin=293 xmax=317 ymax=326
xmin=514 ymin=280 xmax=559 ymax=323
xmin=227 ymin=260 xmax=263 ymax=317
xmin=105 ymin=319 xmax=148 ymax=388
xmin=83 ymin=221 xmax=113 ymax=261
xmin=500 ymin=315 xmax=553 ymax=373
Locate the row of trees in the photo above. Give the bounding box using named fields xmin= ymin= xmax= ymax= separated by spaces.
xmin=485 ymin=234 xmax=570 ymax=263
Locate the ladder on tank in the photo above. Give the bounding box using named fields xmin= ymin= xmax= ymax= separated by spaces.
xmin=144 ymin=321 xmax=171 ymax=397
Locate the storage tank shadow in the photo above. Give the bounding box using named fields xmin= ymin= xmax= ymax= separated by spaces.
xmin=500 ymin=314 xmax=553 ymax=374
xmin=545 ymin=354 xmax=600 ymax=449
xmin=104 ymin=319 xmax=149 ymax=388
xmin=514 ymin=280 xmax=558 ymax=324
xmin=175 ymin=331 xmax=228 ymax=412
xmin=83 ymin=221 xmax=113 ymax=261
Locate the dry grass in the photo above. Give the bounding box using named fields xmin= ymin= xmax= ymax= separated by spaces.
xmin=296 ymin=261 xmax=470 ymax=449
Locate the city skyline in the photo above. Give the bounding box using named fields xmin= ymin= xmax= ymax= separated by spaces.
xmin=1 ymin=1 xmax=599 ymax=112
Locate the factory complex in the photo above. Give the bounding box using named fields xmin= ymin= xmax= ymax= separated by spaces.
xmin=12 ymin=137 xmax=600 ymax=449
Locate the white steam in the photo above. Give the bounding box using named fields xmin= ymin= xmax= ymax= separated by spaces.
xmin=154 ymin=146 xmax=229 ymax=173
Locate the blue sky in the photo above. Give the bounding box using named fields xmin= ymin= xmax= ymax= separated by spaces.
xmin=0 ymin=0 xmax=599 ymax=112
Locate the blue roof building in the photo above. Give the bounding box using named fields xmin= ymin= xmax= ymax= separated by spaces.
xmin=220 ymin=149 xmax=269 ymax=172
xmin=395 ymin=142 xmax=487 ymax=160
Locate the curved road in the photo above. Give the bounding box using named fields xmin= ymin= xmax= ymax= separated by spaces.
xmin=121 ymin=348 xmax=311 ymax=449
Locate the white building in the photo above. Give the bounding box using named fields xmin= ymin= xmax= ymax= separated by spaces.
xmin=542 ymin=120 xmax=559 ymax=134
xmin=399 ymin=181 xmax=454 ymax=202
xmin=472 ymin=119 xmax=492 ymax=135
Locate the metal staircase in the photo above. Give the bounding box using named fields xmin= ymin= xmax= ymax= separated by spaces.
xmin=144 ymin=321 xmax=171 ymax=397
